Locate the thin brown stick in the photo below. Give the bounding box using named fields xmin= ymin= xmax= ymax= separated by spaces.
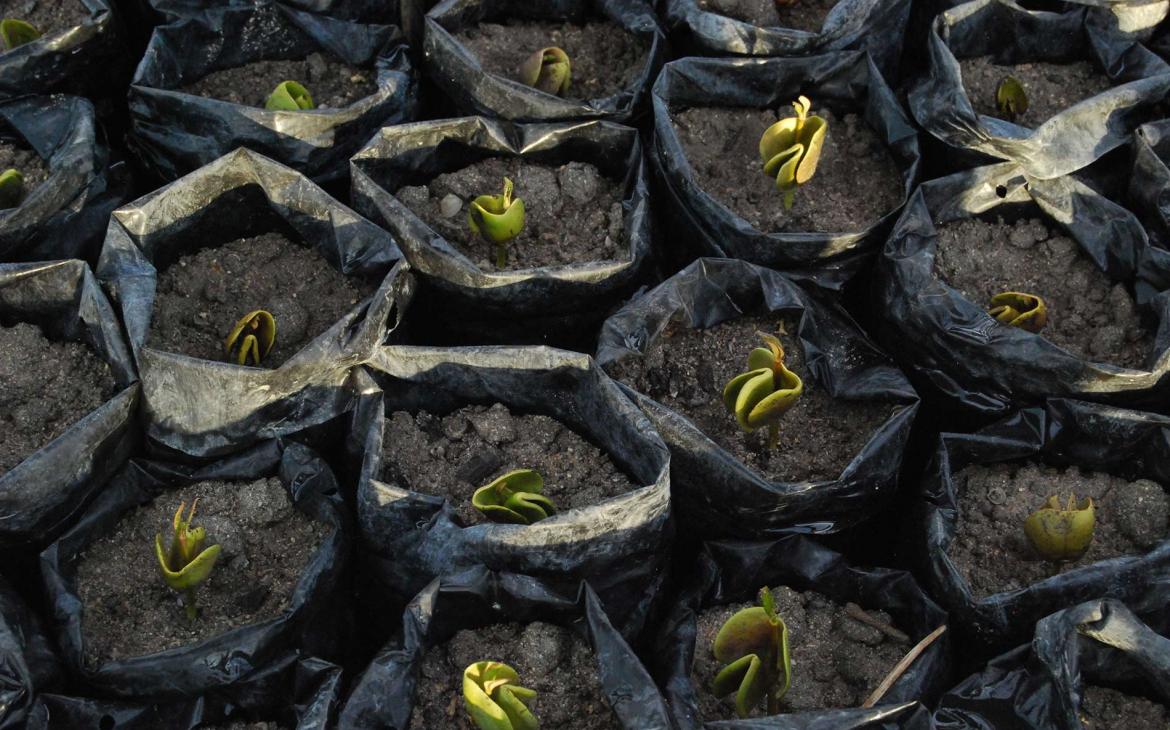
xmin=862 ymin=624 xmax=947 ymax=708
xmin=845 ymin=602 xmax=910 ymax=643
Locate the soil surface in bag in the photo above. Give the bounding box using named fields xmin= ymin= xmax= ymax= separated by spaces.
xmin=456 ymin=20 xmax=648 ymax=102
xmin=148 ymin=232 xmax=377 ymax=367
xmin=606 ymin=313 xmax=891 ymax=483
xmin=382 ymin=403 xmax=638 ymax=526
xmin=671 ymin=104 xmax=902 ymax=234
xmin=947 ymin=462 xmax=1169 ymax=598
xmin=692 ymin=585 xmax=908 ymax=720
xmin=180 ymin=52 xmax=379 ymax=110
xmin=395 ymin=158 xmax=625 ymax=271
xmin=1080 ymin=685 xmax=1170 ymax=729
xmin=409 ymin=621 xmax=621 ymax=730
xmin=3 ymin=0 xmax=90 ymax=41
xmin=0 ymin=322 xmax=115 ymax=475
xmin=697 ymin=0 xmax=838 ymax=32
xmin=958 ymin=57 xmax=1114 ymax=129
xmin=75 ymin=476 xmax=329 ymax=665
xmin=0 ymin=141 xmax=48 ymax=204
xmin=933 ymin=217 xmax=1152 ymax=368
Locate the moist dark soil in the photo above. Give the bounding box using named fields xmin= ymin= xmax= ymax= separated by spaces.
xmin=0 ymin=322 xmax=115 ymax=476
xmin=947 ymin=462 xmax=1169 ymax=598
xmin=959 ymin=56 xmax=1115 ymax=128
xmin=395 ymin=157 xmax=625 ymax=271
xmin=409 ymin=622 xmax=621 ymax=730
xmin=181 ymin=53 xmax=377 ymax=109
xmin=3 ymin=0 xmax=91 ymax=42
xmin=202 ymin=722 xmax=283 ymax=730
xmin=148 ymin=232 xmax=376 ymax=367
xmin=75 ymin=477 xmax=330 ymax=666
xmin=606 ymin=314 xmax=893 ymax=483
xmin=0 ymin=141 xmax=48 ymax=207
xmin=381 ymin=403 xmax=639 ymax=526
xmin=699 ymin=0 xmax=839 ymax=32
xmin=672 ymin=105 xmax=903 ymax=233
xmin=1080 ymin=685 xmax=1170 ymax=729
xmin=456 ymin=20 xmax=648 ymax=101
xmin=692 ymin=586 xmax=908 ymax=719
xmin=933 ymin=217 xmax=1154 ymax=369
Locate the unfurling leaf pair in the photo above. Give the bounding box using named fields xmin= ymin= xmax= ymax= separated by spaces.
xmin=995 ymin=76 xmax=1028 ymax=122
xmin=1 ymin=19 xmax=41 ymax=51
xmin=468 ymin=177 xmax=526 ymax=268
xmin=988 ymin=291 xmax=1046 ymax=333
xmin=711 ymin=586 xmax=793 ymax=718
xmin=0 ymin=168 xmax=24 ymax=209
xmin=464 ymin=661 xmax=539 ymax=730
xmin=760 ymin=96 xmax=828 ymax=210
xmin=225 ymin=310 xmax=276 ymax=366
xmin=473 ymin=469 xmax=557 ymax=525
xmin=155 ymin=500 xmax=222 ymax=621
xmin=722 ymin=331 xmax=804 ymax=450
xmin=1025 ymin=494 xmax=1095 ymax=561
xmin=265 ymin=80 xmax=315 ymax=111
xmin=518 ymin=46 xmax=571 ymax=97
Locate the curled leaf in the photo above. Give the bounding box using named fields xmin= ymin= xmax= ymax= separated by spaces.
xmin=711 ymin=586 xmax=792 ymax=717
xmin=518 ymin=46 xmax=571 ymax=96
xmin=463 ymin=661 xmax=539 ymax=730
xmin=265 ymin=80 xmax=315 ymax=111
xmin=759 ymin=96 xmax=828 ymax=210
xmin=0 ymin=19 xmax=41 ymax=51
xmin=225 ymin=310 xmax=277 ymax=366
xmin=995 ymin=76 xmax=1028 ymax=121
xmin=473 ymin=469 xmax=557 ymax=525
xmin=0 ymin=168 xmax=24 ymax=209
xmin=988 ymin=291 xmax=1047 ymax=333
xmin=155 ymin=500 xmax=222 ymax=620
xmin=468 ymin=177 xmax=527 ymax=267
xmin=722 ymin=332 xmax=803 ymax=449
xmin=1024 ymin=494 xmax=1095 ymax=561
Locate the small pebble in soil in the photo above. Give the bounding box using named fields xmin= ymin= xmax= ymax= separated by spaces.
xmin=699 ymin=0 xmax=839 ymax=32
xmin=180 ymin=52 xmax=377 ymax=109
xmin=958 ymin=56 xmax=1114 ymax=128
xmin=1079 ymin=685 xmax=1170 ymax=729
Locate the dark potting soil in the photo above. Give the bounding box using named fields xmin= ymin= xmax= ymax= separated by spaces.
xmin=0 ymin=141 xmax=48 ymax=207
xmin=381 ymin=403 xmax=639 ymax=526
xmin=181 ymin=53 xmax=377 ymax=109
xmin=692 ymin=586 xmax=908 ymax=719
xmin=409 ymin=622 xmax=621 ymax=730
xmin=456 ymin=20 xmax=648 ymax=101
xmin=1080 ymin=685 xmax=1170 ymax=729
xmin=933 ymin=217 xmax=1154 ymax=369
xmin=698 ymin=0 xmax=839 ymax=32
xmin=672 ymin=105 xmax=903 ymax=234
xmin=2 ymin=0 xmax=92 ymax=44
xmin=606 ymin=314 xmax=893 ymax=483
xmin=148 ymin=232 xmax=376 ymax=367
xmin=203 ymin=722 xmax=283 ymax=730
xmin=947 ymin=462 xmax=1169 ymax=598
xmin=0 ymin=322 xmax=115 ymax=476
xmin=75 ymin=477 xmax=330 ymax=666
xmin=959 ymin=56 xmax=1114 ymax=128
xmin=395 ymin=157 xmax=625 ymax=271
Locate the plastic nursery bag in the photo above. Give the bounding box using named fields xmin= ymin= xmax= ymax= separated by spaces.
xmin=0 ymin=574 xmax=61 ymax=730
xmin=150 ymin=0 xmax=401 ymax=24
xmin=595 ymin=257 xmax=919 ymax=539
xmin=1127 ymin=119 xmax=1170 ymax=249
xmin=654 ymin=537 xmax=947 ymax=730
xmin=650 ymin=51 xmax=920 ymax=271
xmin=354 ymin=344 xmax=672 ymax=639
xmin=873 ymin=162 xmax=1170 ymax=418
xmin=95 ymin=148 xmax=413 ymax=458
xmin=129 ymin=0 xmax=417 ymax=184
xmin=338 ymin=566 xmax=674 ymax=729
xmin=423 ymin=0 xmax=667 ymax=123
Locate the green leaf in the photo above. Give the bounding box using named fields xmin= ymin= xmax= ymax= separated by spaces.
xmin=518 ymin=46 xmax=571 ymax=96
xmin=0 ymin=19 xmax=41 ymax=51
xmin=1024 ymin=494 xmax=1095 ymax=561
xmin=733 ymin=370 xmax=776 ymax=431
xmin=157 ymin=542 xmax=222 ymax=591
xmin=760 ymin=96 xmax=829 ymax=210
xmin=0 ymin=168 xmax=24 ymax=209
xmin=473 ymin=469 xmax=556 ymax=525
xmin=468 ymin=177 xmax=527 ymax=246
xmin=265 ymin=80 xmax=315 ymax=111
xmin=463 ymin=661 xmax=539 ymax=730
xmin=711 ymin=654 xmax=766 ymax=718
xmin=746 ymin=347 xmax=776 ymax=372
xmin=995 ymin=76 xmax=1028 ymax=121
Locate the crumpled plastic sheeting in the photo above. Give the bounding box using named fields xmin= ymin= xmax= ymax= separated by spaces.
xmin=129 ymin=0 xmax=418 ymax=184
xmin=0 ymin=575 xmax=61 ymax=730
xmin=873 ymin=163 xmax=1170 ymax=418
xmin=596 ymin=258 xmax=918 ymax=538
xmin=39 ymin=440 xmax=350 ymax=701
xmin=650 ymin=51 xmax=920 ymax=271
xmin=150 ymin=0 xmax=400 ymax=23
xmin=95 ymin=148 xmax=413 ymax=457
xmin=423 ymin=0 xmax=667 ymax=123
xmin=918 ymin=398 xmax=1170 ymax=654
xmin=0 ymin=260 xmax=138 ymax=550
xmin=909 ymin=0 xmax=1170 ymax=180
xmin=1127 ymin=120 xmax=1170 ymax=253
xmin=338 ymin=566 xmax=674 ymax=729
xmin=654 ymin=538 xmax=947 ymax=730
xmin=354 ymin=345 xmax=673 ymax=639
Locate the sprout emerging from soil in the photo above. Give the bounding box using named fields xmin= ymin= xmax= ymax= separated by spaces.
xmin=0 ymin=19 xmax=42 ymax=51
xmin=155 ymin=500 xmax=222 ymax=621
xmin=1024 ymin=494 xmax=1096 ymax=561
xmin=711 ymin=586 xmax=793 ymax=718
xmin=722 ymin=330 xmax=804 ymax=450
xmin=473 ymin=469 xmax=557 ymax=525
xmin=759 ymin=95 xmax=828 ymax=210
xmin=468 ymin=177 xmax=526 ymax=268
xmin=0 ymin=168 xmax=23 ymax=209
xmin=225 ymin=309 xmax=277 ymax=366
xmin=464 ymin=661 xmax=539 ymax=730
xmin=995 ymin=76 xmax=1028 ymax=122
xmin=988 ymin=291 xmax=1047 ymax=333
xmin=265 ymin=80 xmax=315 ymax=111
xmin=518 ymin=46 xmax=571 ymax=96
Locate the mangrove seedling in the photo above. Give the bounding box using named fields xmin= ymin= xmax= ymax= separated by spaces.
xmin=464 ymin=661 xmax=539 ymax=730
xmin=1024 ymin=494 xmax=1096 ymax=561
xmin=759 ymin=95 xmax=828 ymax=210
xmin=473 ymin=469 xmax=557 ymax=525
xmin=468 ymin=177 xmax=526 ymax=268
xmin=0 ymin=19 xmax=41 ymax=51
xmin=0 ymin=168 xmax=23 ymax=209
xmin=711 ymin=586 xmax=792 ymax=718
xmin=265 ymin=80 xmax=315 ymax=111
xmin=225 ymin=310 xmax=276 ymax=366
xmin=155 ymin=500 xmax=222 ymax=621
xmin=988 ymin=291 xmax=1047 ymax=333
xmin=518 ymin=46 xmax=571 ymax=96
xmin=722 ymin=330 xmax=804 ymax=450
xmin=996 ymin=76 xmax=1028 ymax=122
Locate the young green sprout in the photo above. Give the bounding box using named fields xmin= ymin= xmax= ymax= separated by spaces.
xmin=225 ymin=310 xmax=276 ymax=366
xmin=0 ymin=19 xmax=41 ymax=51
xmin=463 ymin=661 xmax=539 ymax=730
xmin=0 ymin=168 xmax=23 ymax=209
xmin=711 ymin=586 xmax=793 ymax=718
xmin=265 ymin=80 xmax=315 ymax=111
xmin=722 ymin=330 xmax=804 ymax=450
xmin=759 ymin=95 xmax=828 ymax=210
xmin=518 ymin=46 xmax=571 ymax=96
xmin=473 ymin=469 xmax=557 ymax=525
xmin=468 ymin=177 xmax=526 ymax=268
xmin=988 ymin=291 xmax=1047 ymax=333
xmin=995 ymin=76 xmax=1028 ymax=122
xmin=1024 ymin=494 xmax=1096 ymax=561
xmin=155 ymin=500 xmax=222 ymax=621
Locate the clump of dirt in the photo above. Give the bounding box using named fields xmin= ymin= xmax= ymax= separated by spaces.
xmin=1080 ymin=685 xmax=1170 ymax=729
xmin=0 ymin=141 xmax=49 ymax=207
xmin=3 ymin=0 xmax=91 ymax=42
xmin=699 ymin=0 xmax=839 ymax=32
xmin=181 ymin=52 xmax=377 ymax=109
xmin=958 ymin=56 xmax=1114 ymax=128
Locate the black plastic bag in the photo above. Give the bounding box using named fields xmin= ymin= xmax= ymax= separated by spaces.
xmin=95 ymin=148 xmax=414 ymax=458
xmin=422 ymin=0 xmax=667 ymax=123
xmin=1127 ymin=119 xmax=1170 ymax=252
xmin=149 ymin=0 xmax=401 ymax=23
xmin=353 ymin=344 xmax=673 ymax=639
xmin=595 ymin=258 xmax=919 ymax=539
xmin=128 ymin=0 xmax=418 ymax=184
xmin=654 ymin=538 xmax=947 ymax=730
xmin=338 ymin=565 xmax=674 ymax=729
xmin=650 ymin=51 xmax=920 ymax=271
xmin=873 ymin=163 xmax=1170 ymax=419
xmin=0 ymin=574 xmax=61 ymax=730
